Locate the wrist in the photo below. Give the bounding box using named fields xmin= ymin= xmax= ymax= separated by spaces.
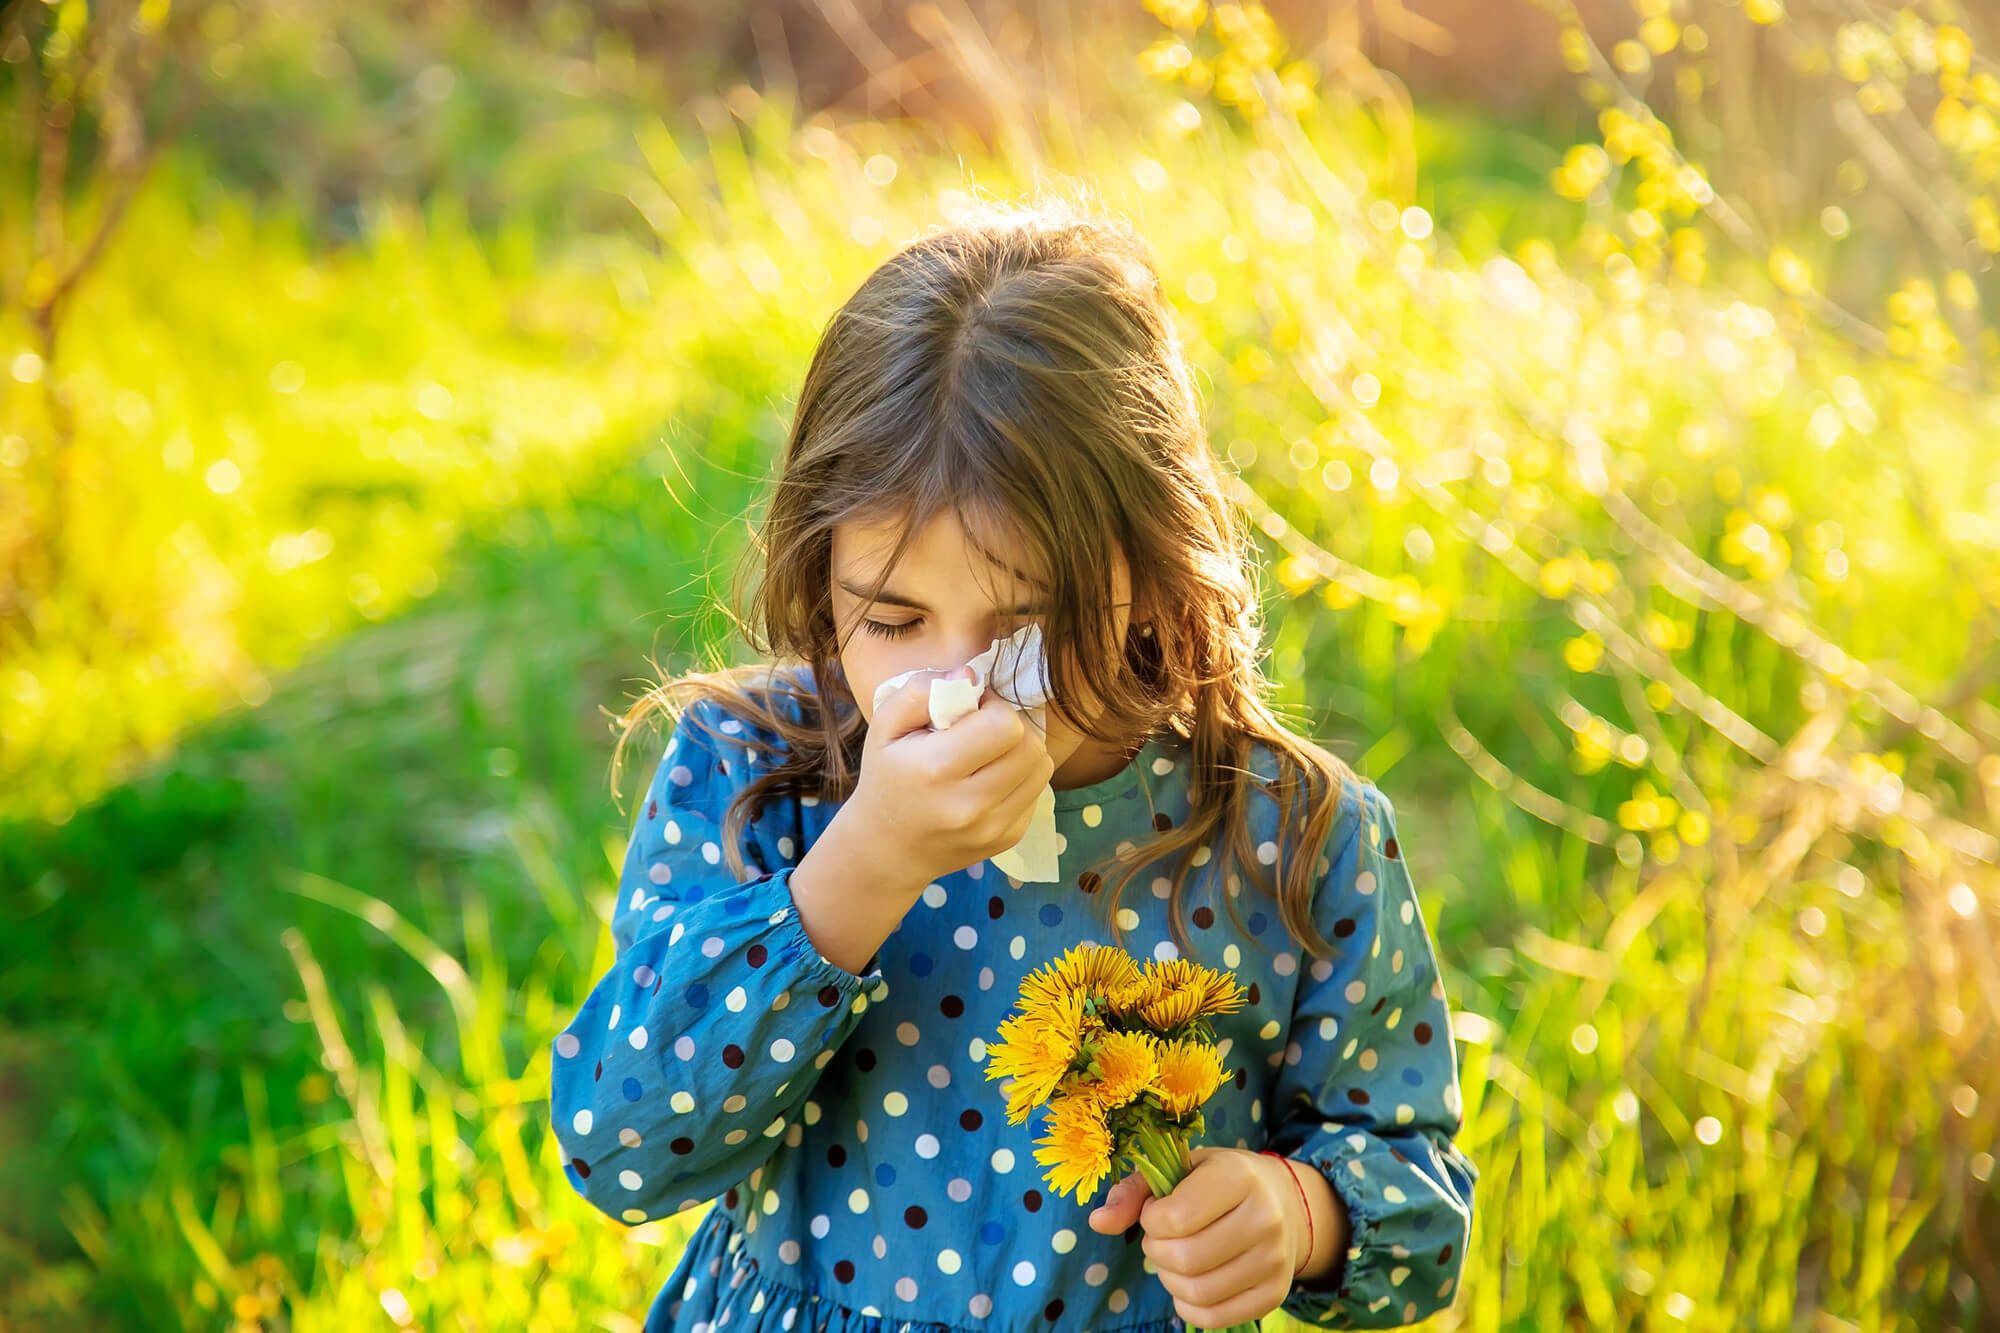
xmin=1259 ymin=1150 xmax=1313 ymax=1279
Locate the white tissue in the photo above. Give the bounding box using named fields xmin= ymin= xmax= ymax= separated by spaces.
xmin=869 ymin=622 xmax=1061 ymax=882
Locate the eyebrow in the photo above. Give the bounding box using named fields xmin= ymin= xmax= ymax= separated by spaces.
xmin=837 ymin=575 xmax=1045 ymax=615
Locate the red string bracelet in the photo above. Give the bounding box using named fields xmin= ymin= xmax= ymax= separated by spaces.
xmin=1259 ymin=1150 xmax=1313 ymax=1277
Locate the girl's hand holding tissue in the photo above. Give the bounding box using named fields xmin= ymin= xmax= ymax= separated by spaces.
xmin=847 ymin=665 xmax=1056 ymax=887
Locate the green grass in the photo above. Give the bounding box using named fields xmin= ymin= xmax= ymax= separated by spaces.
xmin=3 ymin=4 xmax=1996 ymax=1329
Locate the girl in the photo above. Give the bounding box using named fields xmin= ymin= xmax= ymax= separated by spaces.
xmin=550 ymin=194 xmax=1477 ymax=1333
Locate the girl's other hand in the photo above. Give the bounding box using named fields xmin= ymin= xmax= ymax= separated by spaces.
xmin=846 ymin=666 xmax=1054 ymax=886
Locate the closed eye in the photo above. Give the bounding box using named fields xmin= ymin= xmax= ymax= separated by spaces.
xmin=862 ymin=618 xmax=919 ymax=640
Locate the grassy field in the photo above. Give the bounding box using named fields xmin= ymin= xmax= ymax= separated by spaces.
xmin=3 ymin=1 xmax=1996 ymax=1328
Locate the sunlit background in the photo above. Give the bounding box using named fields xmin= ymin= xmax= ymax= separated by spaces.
xmin=2 ymin=0 xmax=1996 ymax=1327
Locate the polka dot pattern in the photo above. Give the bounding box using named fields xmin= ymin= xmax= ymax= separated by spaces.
xmin=548 ymin=670 xmax=1476 ymax=1333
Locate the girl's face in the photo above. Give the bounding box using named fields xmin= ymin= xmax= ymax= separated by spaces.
xmin=831 ymin=511 xmax=1142 ymax=789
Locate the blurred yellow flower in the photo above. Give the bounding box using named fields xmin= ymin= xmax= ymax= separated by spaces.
xmin=1149 ymin=1036 xmax=1227 ymax=1118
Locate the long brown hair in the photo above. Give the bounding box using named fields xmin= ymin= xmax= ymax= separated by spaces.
xmin=612 ymin=187 xmax=1358 ymax=965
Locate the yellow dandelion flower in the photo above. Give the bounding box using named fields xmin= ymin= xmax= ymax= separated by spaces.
xmin=1085 ymin=1029 xmax=1161 ymax=1112
xmin=1032 ymin=1093 xmax=1116 ymax=1203
xmin=1149 ymin=1037 xmax=1227 ymax=1118
xmin=1123 ymin=958 xmax=1247 ymax=1030
xmin=984 ymin=989 xmax=1092 ymax=1124
xmin=1022 ymin=943 xmax=1144 ymax=1013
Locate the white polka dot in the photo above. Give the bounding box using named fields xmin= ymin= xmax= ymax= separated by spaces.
xmin=664 ymin=819 xmax=682 ymax=844
xmin=968 ymin=1293 xmax=992 ymax=1317
xmin=633 ymin=964 xmax=657 ymax=987
xmin=668 ymin=764 xmax=693 ymax=787
xmin=1108 ymin=1288 xmax=1130 ymax=1313
xmin=1345 ymin=980 xmax=1368 ymax=1004
xmin=947 ymin=1178 xmax=972 ymax=1202
xmin=1151 ymin=877 xmax=1172 ymax=900
xmin=1259 ymin=1019 xmax=1281 ymax=1040
xmin=938 ymin=1249 xmax=962 ymax=1275
xmin=779 ymin=1240 xmax=801 ymax=1264
xmin=1356 ymin=870 xmax=1376 ymax=895
xmin=675 ymin=1035 xmax=696 ymax=1061
xmin=1084 ymin=1263 xmax=1108 ymax=1286
xmin=771 ymin=1038 xmax=795 ymax=1063
xmin=629 ymin=1027 xmax=649 ymax=1050
xmin=1319 ymin=1016 xmax=1339 ymax=1041
xmin=1051 ymin=1229 xmax=1077 ymax=1254
xmin=1396 ymin=1103 xmax=1415 ymax=1124
xmin=607 ymin=1003 xmax=621 ymax=1030
xmin=671 ymin=1091 xmax=695 ymax=1114
xmin=726 ymin=986 xmax=748 ymax=1012
xmin=1383 ymin=1184 xmax=1407 ymax=1204
xmin=1115 ymin=908 xmax=1140 ymax=930
xmin=555 ymin=1033 xmax=580 ymax=1058
xmin=702 ymin=842 xmax=720 ymax=864
xmin=896 ymin=1277 xmax=918 ymax=1301
xmin=1012 ymin=1260 xmax=1036 ymax=1285
xmin=622 ymin=1207 xmax=647 ymax=1223
xmin=1224 ymin=944 xmax=1241 ymax=968
xmin=620 ymin=1127 xmax=643 ymax=1147
xmin=923 ymin=883 xmax=948 ymax=908
xmin=1360 ymin=1048 xmax=1378 ymax=1071
xmin=884 ymin=1092 xmax=909 ymax=1116
xmin=849 ymin=1187 xmax=870 ymax=1213
xmin=701 ymin=936 xmax=724 ymax=958
xmin=1273 ymin=951 xmax=1296 ymax=976
xmin=1010 ymin=935 xmax=1025 ymax=960
xmin=1082 ymin=804 xmax=1103 ymax=827
xmin=954 ymin=925 xmax=978 ymax=950
xmin=649 ymin=862 xmax=673 ymax=883
xmin=572 ymin=1109 xmax=593 ymax=1135
xmin=1153 ymin=940 xmax=1178 ymax=961
xmin=991 ymin=1148 xmax=1014 ymax=1172
xmin=927 ymin=1064 xmax=951 ymax=1089
xmin=811 ymin=1214 xmax=830 ymax=1239
xmin=619 ymin=1169 xmax=643 ymax=1190
xmin=1257 ymin=840 xmax=1278 ymax=864
xmin=915 ymin=1133 xmax=941 ymax=1159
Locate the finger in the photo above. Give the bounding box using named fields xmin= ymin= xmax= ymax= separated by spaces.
xmin=1138 ymin=1151 xmax=1247 ymax=1239
xmin=1156 ymin=1238 xmax=1279 ymax=1312
xmin=1143 ymin=1197 xmax=1263 ymax=1279
xmin=871 ymin=668 xmax=961 ymax=741
xmin=1087 ymin=1171 xmax=1153 ymax=1233
xmin=1166 ymin=1263 xmax=1294 ymax=1332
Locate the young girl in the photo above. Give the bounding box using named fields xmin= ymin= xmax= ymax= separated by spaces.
xmin=550 ymin=195 xmax=1477 ymax=1333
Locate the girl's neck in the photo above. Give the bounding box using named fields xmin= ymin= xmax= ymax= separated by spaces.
xmin=1050 ymin=729 xmax=1149 ymax=791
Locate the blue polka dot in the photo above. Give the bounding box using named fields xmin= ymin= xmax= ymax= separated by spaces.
xmin=683 ymin=884 xmax=705 ymax=903
xmin=909 ymin=952 xmax=934 ymax=978
xmin=623 ymin=1077 xmax=644 ymax=1102
xmin=686 ymin=983 xmax=709 ymax=1009
xmin=725 ymin=893 xmax=749 ymax=916
xmin=875 ymin=1163 xmax=897 ymax=1187
xmin=1247 ymin=911 xmax=1268 ymax=936
xmin=979 ymin=1219 xmax=1006 ymax=1245
xmin=1039 ymin=903 xmax=1064 ymax=927
xmin=1402 ymin=1067 xmax=1425 ymax=1087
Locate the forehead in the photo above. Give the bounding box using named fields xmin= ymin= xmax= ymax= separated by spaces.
xmin=830 ymin=509 xmax=1131 ymax=601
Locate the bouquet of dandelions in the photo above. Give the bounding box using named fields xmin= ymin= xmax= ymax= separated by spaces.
xmin=982 ymin=943 xmax=1257 ymax=1333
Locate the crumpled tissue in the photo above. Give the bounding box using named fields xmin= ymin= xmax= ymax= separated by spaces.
xmin=869 ymin=622 xmax=1061 ymax=882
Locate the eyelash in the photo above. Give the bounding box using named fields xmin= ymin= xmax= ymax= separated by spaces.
xmin=861 ymin=615 xmax=1039 ymax=641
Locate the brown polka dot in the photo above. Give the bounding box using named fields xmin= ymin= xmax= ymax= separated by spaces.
xmin=1044 ymin=1299 xmax=1065 ymax=1322
xmin=1384 ymin=837 xmax=1400 ymax=860
xmin=1346 ymin=1088 xmax=1371 ymax=1105
xmin=1152 ymin=812 xmax=1173 ymax=832
xmin=855 ymin=1048 xmax=877 ymax=1072
xmin=1414 ymin=1021 xmax=1433 ymax=1045
xmin=834 ymin=1259 xmax=855 ymax=1283
xmin=722 ymin=1044 xmax=745 ymax=1068
xmin=1437 ymin=1243 xmax=1453 ymax=1264
xmin=1023 ymin=1190 xmax=1042 ymax=1213
xmin=905 ymin=1205 xmax=928 ymax=1228
xmin=672 ymin=1137 xmax=694 ymax=1155
xmin=747 ymin=943 xmax=767 ymax=967
xmin=1247 ymin=982 xmax=1261 ymax=1005
xmin=1078 ymin=871 xmax=1102 ymax=895
xmin=1193 ymin=906 xmax=1214 ymax=929
xmin=818 ymin=984 xmax=842 ymax=1007
xmin=940 ymin=995 xmax=965 ymax=1019
xmin=1234 ymin=1067 xmax=1248 ymax=1089
xmin=827 ymin=1144 xmax=846 ymax=1167
xmin=593 ymin=1060 xmax=603 ymax=1081
xmin=1333 ymin=918 xmax=1356 ymax=938
xmin=960 ymin=1108 xmax=983 ymax=1131
xmin=1372 ymin=997 xmax=1385 ymax=1015
xmin=724 ymin=1186 xmax=739 ymax=1209
xmin=570 ymin=1156 xmax=591 ymax=1178
xmin=988 ymin=895 xmax=1005 ymax=919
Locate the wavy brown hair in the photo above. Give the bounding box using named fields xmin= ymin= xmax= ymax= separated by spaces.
xmin=612 ymin=188 xmax=1359 ymax=966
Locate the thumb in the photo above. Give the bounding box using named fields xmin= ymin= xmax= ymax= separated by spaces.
xmin=1086 ymin=1171 xmax=1155 ymax=1234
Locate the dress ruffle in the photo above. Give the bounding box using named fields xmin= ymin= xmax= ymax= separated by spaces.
xmin=648 ymin=1205 xmax=1190 ymax=1333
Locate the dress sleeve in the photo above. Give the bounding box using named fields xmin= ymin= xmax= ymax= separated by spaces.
xmin=1263 ymin=778 xmax=1478 ymax=1329
xmin=548 ymin=695 xmax=887 ymax=1225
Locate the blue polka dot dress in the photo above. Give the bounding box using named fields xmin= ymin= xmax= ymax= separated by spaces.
xmin=550 ymin=667 xmax=1478 ymax=1331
